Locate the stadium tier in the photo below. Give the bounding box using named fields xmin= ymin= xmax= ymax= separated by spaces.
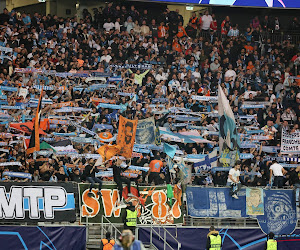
xmin=0 ymin=1 xmax=299 ymax=249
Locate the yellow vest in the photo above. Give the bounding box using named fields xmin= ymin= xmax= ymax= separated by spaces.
xmin=126 ymin=209 xmax=137 ymax=227
xmin=209 ymin=235 xmax=221 ymax=250
xmin=267 ymin=239 xmax=277 ymax=250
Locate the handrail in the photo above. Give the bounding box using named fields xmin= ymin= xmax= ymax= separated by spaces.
xmin=153 ymin=219 xmax=181 ymax=249
xmin=150 ymin=226 xmax=175 ymax=250
xmin=137 ymin=216 xmax=181 ymax=250
xmin=101 ymin=215 xmax=122 ymax=241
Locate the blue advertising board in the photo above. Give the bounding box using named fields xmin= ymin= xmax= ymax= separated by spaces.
xmin=139 ymin=227 xmax=300 ymax=250
xmin=0 ymin=226 xmax=86 ymax=250
xmin=186 ymin=187 xmax=298 ymax=235
xmin=146 ymin=0 xmax=300 ymax=8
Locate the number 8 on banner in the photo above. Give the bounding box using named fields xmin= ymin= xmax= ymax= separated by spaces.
xmin=151 ymin=190 xmax=168 ymax=219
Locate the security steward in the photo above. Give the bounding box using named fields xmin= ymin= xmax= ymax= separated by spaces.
xmin=123 ymin=202 xmax=138 ymax=234
xmin=100 ymin=231 xmax=115 ymax=250
xmin=206 ymin=226 xmax=222 ymax=250
xmin=265 ymin=232 xmax=277 ymax=250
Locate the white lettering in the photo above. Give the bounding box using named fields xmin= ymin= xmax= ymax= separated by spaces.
xmin=23 ymin=187 xmax=43 ymax=219
xmin=0 ymin=186 xmax=24 ymax=219
xmin=44 ymin=187 xmax=66 ymax=219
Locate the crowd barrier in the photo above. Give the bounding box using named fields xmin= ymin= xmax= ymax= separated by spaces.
xmin=138 ymin=227 xmax=300 ymax=250
xmin=0 ymin=182 xmax=299 ymax=236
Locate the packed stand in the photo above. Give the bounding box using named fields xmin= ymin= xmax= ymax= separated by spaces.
xmin=0 ymin=4 xmax=299 ymax=190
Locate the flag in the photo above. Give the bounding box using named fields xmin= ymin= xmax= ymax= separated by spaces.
xmin=97 ymin=144 xmax=121 ymax=162
xmin=117 ymin=116 xmax=137 ymax=158
xmin=163 ymin=143 xmax=176 ymax=159
xmin=40 ymin=141 xmax=56 ymax=152
xmin=218 ymin=85 xmax=240 ymax=167
xmin=26 ymin=89 xmax=43 ymax=154
xmin=49 ymin=139 xmax=76 ymax=152
xmin=193 ymin=149 xmax=218 ymax=173
xmin=10 ymin=121 xmax=46 ymax=135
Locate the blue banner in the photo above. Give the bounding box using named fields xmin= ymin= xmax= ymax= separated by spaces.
xmin=186 ymin=187 xmax=297 ymax=235
xmin=135 ymin=117 xmax=156 ymax=145
xmin=3 ymin=171 xmax=32 ymax=179
xmin=93 ymin=124 xmax=113 ymax=131
xmin=0 ymin=86 xmax=18 ymax=92
xmin=0 ymin=226 xmax=85 ymax=250
xmin=97 ymin=103 xmax=122 ymax=109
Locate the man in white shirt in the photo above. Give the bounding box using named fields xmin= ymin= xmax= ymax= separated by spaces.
xmin=227 ymin=162 xmax=241 ymax=199
xmin=100 ymin=50 xmax=112 ymax=63
xmin=103 ymin=18 xmax=114 ymax=31
xmin=115 ymin=17 xmax=121 ymax=32
xmin=224 ymin=64 xmax=237 ymax=82
xmin=269 ymin=160 xmax=287 ymax=188
xmin=201 ymin=11 xmax=213 ymax=31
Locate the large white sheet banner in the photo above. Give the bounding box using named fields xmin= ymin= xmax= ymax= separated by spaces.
xmin=280 ymin=130 xmax=300 ymax=154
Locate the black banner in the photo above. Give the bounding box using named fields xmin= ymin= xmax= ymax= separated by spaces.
xmin=0 ymin=182 xmax=76 ymax=222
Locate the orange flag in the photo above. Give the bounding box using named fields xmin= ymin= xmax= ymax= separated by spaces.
xmin=97 ymin=144 xmax=121 ymax=162
xmin=27 ymin=88 xmax=43 ymax=154
xmin=117 ymin=116 xmax=138 ymax=158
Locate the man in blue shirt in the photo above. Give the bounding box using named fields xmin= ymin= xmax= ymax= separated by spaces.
xmin=22 ymin=13 xmax=31 ymax=28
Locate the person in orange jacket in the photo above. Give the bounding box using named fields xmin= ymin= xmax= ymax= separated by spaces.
xmin=189 ymin=13 xmax=198 ymax=30
xmin=172 ymin=37 xmax=182 ymax=53
xmin=158 ymin=22 xmax=169 ymax=38
xmin=100 ymin=231 xmax=115 ymax=250
xmin=177 ymin=22 xmax=188 ymax=38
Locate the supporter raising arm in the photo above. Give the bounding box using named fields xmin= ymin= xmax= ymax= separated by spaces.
xmin=127 ymin=69 xmax=150 ymax=87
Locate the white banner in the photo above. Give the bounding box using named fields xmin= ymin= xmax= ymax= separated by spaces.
xmin=0 ymin=162 xmax=22 ymax=166
xmin=281 ymin=130 xmax=300 ymax=154
xmin=191 ymin=95 xmax=218 ymax=102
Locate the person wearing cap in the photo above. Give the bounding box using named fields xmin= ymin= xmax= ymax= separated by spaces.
xmin=123 ymin=202 xmax=138 ymax=234
xmin=264 ymin=232 xmax=277 ymax=250
xmin=113 ymin=230 xmax=145 ymax=250
xmin=100 ymin=231 xmax=115 ymax=250
xmin=206 ymin=226 xmax=222 ymax=250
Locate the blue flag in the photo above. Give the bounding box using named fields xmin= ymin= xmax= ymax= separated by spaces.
xmin=218 ymin=85 xmax=240 ymax=167
xmin=163 ymin=143 xmax=176 ymax=159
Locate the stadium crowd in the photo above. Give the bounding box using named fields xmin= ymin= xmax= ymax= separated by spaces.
xmin=0 ymin=3 xmax=299 ymax=190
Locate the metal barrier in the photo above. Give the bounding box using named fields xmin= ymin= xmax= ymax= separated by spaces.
xmin=101 ymin=216 xmax=122 ymax=241
xmin=137 ymin=218 xmax=182 ymax=250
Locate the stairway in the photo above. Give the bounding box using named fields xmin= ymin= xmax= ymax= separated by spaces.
xmin=86 ymin=224 xmax=157 ymax=250
xmin=86 ymin=224 xmax=102 ymax=250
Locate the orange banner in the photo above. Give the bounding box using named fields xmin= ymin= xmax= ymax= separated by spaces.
xmin=91 ymin=98 xmax=116 ymax=104
xmin=51 ymin=101 xmax=74 ymax=108
xmin=10 ymin=122 xmax=46 ymax=135
xmin=117 ymin=116 xmax=137 ymax=158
